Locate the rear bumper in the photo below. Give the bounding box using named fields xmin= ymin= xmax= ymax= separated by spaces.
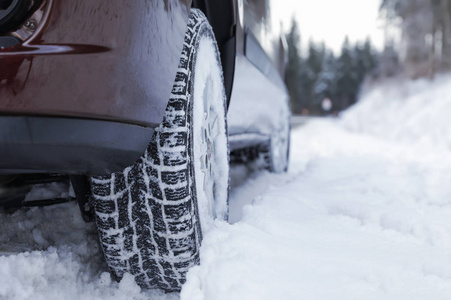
xmin=0 ymin=116 xmax=153 ymax=175
xmin=0 ymin=0 xmax=190 ymax=128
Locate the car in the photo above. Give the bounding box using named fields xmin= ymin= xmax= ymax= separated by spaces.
xmin=0 ymin=0 xmax=290 ymax=291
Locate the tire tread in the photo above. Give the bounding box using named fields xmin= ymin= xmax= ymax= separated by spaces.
xmin=91 ymin=10 xmax=211 ymax=291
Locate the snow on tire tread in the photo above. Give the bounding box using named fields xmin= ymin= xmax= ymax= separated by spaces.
xmin=90 ymin=10 xmax=210 ymax=292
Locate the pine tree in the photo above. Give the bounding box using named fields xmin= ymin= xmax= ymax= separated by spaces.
xmin=306 ymin=41 xmax=325 ymax=76
xmin=305 ymin=41 xmax=325 ymax=112
xmin=297 ymin=57 xmax=311 ymax=113
xmin=336 ymin=37 xmax=357 ymax=110
xmin=314 ymin=50 xmax=337 ymax=113
xmin=362 ymin=39 xmax=377 ymax=74
xmin=380 ymin=44 xmax=400 ymax=77
xmin=285 ymin=18 xmax=303 ymax=114
xmin=285 ymin=23 xmax=378 ymax=113
xmin=351 ymin=39 xmax=379 ymax=101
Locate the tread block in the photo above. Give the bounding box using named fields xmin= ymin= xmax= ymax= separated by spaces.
xmin=153 ymin=234 xmax=170 ymax=257
xmin=123 ymin=226 xmax=134 ymax=253
xmin=149 ymin=201 xmax=166 ymax=233
xmin=162 ymin=101 xmax=187 ymax=128
xmin=146 ymin=142 xmax=160 ymax=165
xmin=148 ymin=179 xmax=163 ymax=201
xmin=96 ymin=215 xmax=116 ymax=229
xmin=117 ymin=193 xmax=131 ymax=229
xmin=167 ymin=218 xmax=192 ymax=234
xmin=94 ymin=199 xmax=116 ymax=214
xmin=163 ymin=151 xmax=187 ymax=166
xmin=171 ymin=84 xmax=187 ymax=95
xmin=164 ymin=186 xmax=189 ymax=201
xmin=169 ymin=234 xmax=197 ymax=254
xmin=163 ymin=275 xmax=180 ymax=289
xmin=173 ymin=260 xmax=192 ymax=271
xmin=142 ymin=254 xmax=160 ymax=275
xmin=175 ymin=72 xmax=188 ymax=86
xmin=135 ymin=273 xmax=150 ymax=289
xmin=161 ymin=169 xmax=188 ymax=185
xmin=164 ymin=200 xmax=191 ymax=219
xmin=113 ymin=174 xmax=127 ymax=193
xmin=99 ymin=232 xmax=121 ymax=246
xmin=91 ymin=179 xmax=111 ymax=197
xmin=136 ymin=225 xmax=155 ymax=253
xmin=160 ymin=132 xmax=187 ymax=148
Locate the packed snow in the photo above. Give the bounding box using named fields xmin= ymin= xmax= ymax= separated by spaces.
xmin=2 ymin=76 xmax=451 ymax=299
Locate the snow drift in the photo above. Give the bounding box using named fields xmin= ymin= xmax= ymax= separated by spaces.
xmin=342 ymin=75 xmax=451 ymax=150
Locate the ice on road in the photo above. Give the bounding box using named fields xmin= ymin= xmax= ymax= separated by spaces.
xmin=2 ymin=76 xmax=451 ymax=299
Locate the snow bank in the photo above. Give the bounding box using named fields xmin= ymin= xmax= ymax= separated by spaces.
xmin=0 ymin=203 xmax=178 ymax=300
xmin=342 ymin=75 xmax=451 ymax=150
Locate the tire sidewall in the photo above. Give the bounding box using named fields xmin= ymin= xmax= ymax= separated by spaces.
xmin=189 ymin=17 xmax=229 ymax=229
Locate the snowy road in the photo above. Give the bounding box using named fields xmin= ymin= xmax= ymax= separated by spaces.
xmin=184 ymin=119 xmax=451 ymax=299
xmin=2 ymin=78 xmax=451 ymax=299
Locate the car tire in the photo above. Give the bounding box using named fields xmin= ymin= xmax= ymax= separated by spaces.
xmin=260 ymin=107 xmax=290 ymax=173
xmin=90 ymin=9 xmax=229 ymax=292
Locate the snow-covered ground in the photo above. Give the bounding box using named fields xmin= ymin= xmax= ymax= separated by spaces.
xmin=2 ymin=76 xmax=451 ymax=299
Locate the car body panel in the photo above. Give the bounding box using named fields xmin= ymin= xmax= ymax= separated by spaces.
xmin=227 ymin=55 xmax=289 ymax=150
xmin=238 ymin=0 xmax=287 ymax=78
xmin=0 ymin=0 xmax=190 ymax=128
xmin=0 ymin=116 xmax=153 ymax=175
xmin=0 ymin=0 xmax=289 ymax=175
xmin=227 ymin=0 xmax=289 ymax=150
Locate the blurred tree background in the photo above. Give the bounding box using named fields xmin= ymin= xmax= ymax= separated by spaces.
xmin=286 ymin=0 xmax=451 ymax=115
xmin=285 ymin=19 xmax=378 ymax=115
xmin=380 ymin=0 xmax=451 ymax=78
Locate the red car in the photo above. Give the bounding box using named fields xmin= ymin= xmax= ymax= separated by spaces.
xmin=0 ymin=0 xmax=290 ymax=291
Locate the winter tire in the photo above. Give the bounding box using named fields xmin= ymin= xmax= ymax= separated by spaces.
xmin=90 ymin=9 xmax=229 ymax=292
xmin=260 ymin=106 xmax=290 ymax=173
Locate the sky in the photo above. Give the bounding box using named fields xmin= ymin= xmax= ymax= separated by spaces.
xmin=273 ymin=0 xmax=384 ymax=54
